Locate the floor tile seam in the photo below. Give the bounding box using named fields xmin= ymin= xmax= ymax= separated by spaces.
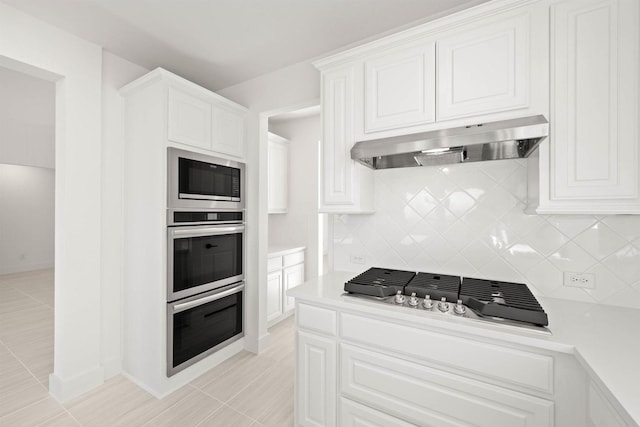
xmin=13 ymin=287 xmax=54 ymax=309
xmin=0 ymin=395 xmax=54 ymax=422
xmin=194 ymin=401 xmax=262 ymax=427
xmin=190 ymin=353 xmax=279 ymax=393
xmin=139 ymin=386 xmax=224 ymax=427
xmin=196 ymin=366 xmax=273 ymax=405
xmin=2 ymin=343 xmax=50 ymax=393
xmin=34 ymin=407 xmax=83 ymax=427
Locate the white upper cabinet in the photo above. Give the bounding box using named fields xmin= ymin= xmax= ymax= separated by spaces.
xmin=268 ymin=132 xmax=288 ymax=214
xmin=533 ymin=0 xmax=640 ymax=214
xmin=319 ymin=64 xmax=374 ymax=213
xmin=361 ymin=41 xmax=436 ymax=135
xmin=163 ymin=71 xmax=246 ymax=159
xmin=212 ymin=103 xmax=245 ymax=158
xmin=437 ymin=12 xmax=530 ymax=121
xmin=168 ymin=87 xmax=212 ymax=150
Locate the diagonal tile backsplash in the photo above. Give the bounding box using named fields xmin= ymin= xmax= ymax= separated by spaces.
xmin=332 ymin=159 xmax=640 ymax=309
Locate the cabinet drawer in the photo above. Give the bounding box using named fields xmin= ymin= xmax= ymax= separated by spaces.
xmin=267 ymin=255 xmax=282 ymax=272
xmin=341 ymin=344 xmax=553 ymax=427
xmin=339 ymin=398 xmax=415 ymax=427
xmin=340 ymin=313 xmax=553 ymax=393
xmin=298 ymin=303 xmax=337 ymax=336
xmin=283 ymin=250 xmax=304 ymax=267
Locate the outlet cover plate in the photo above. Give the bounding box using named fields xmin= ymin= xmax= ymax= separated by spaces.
xmin=563 ymin=272 xmax=595 ymax=289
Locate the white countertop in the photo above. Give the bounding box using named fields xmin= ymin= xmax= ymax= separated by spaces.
xmin=288 ymin=271 xmax=640 ymax=425
xmin=267 ymin=245 xmax=306 ymax=257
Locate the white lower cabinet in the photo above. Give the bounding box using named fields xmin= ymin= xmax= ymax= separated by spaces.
xmin=341 ymin=344 xmax=553 ymax=427
xmin=296 ymin=303 xmax=558 ymax=427
xmin=297 ymin=331 xmax=337 ymax=427
xmin=267 ymin=248 xmax=305 ymax=326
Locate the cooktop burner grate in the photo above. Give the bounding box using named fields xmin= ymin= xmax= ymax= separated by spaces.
xmin=405 ymin=272 xmax=460 ymax=302
xmin=344 ymin=268 xmax=415 ymax=297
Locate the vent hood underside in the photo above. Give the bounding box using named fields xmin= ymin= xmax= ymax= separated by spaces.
xmin=351 ymin=115 xmax=549 ymax=169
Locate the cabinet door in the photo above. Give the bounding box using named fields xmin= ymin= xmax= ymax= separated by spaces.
xmin=341 ymin=344 xmax=554 ymax=427
xmin=212 ymin=103 xmax=245 ymax=158
xmin=538 ymin=0 xmax=640 ymax=213
xmin=320 ymin=65 xmax=374 ymax=213
xmin=267 ymin=270 xmax=283 ymax=323
xmin=363 ymin=42 xmax=436 ymax=133
xmin=340 ymin=398 xmax=415 ymax=427
xmin=168 ymin=87 xmax=212 ymax=149
xmin=283 ymin=262 xmax=304 ymax=313
xmin=297 ymin=331 xmax=337 ymax=427
xmin=437 ymin=13 xmax=529 ymax=121
xmin=268 ymin=134 xmax=288 ymax=214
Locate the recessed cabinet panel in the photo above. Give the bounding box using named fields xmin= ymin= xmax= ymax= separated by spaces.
xmin=212 ymin=104 xmax=245 ymax=158
xmin=364 ymin=42 xmax=436 ymax=133
xmin=551 ymin=0 xmax=635 ymax=200
xmin=437 ymin=13 xmax=529 ymax=121
xmin=297 ymin=331 xmax=337 ymax=427
xmin=268 ymin=133 xmax=288 ymax=214
xmin=266 ymin=270 xmax=283 ymax=323
xmin=341 ymin=344 xmax=554 ymax=427
xmin=168 ymin=87 xmax=212 ymax=149
xmin=322 ymin=66 xmax=354 ymax=206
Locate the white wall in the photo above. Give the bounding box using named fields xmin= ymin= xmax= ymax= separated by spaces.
xmin=217 ymin=60 xmax=319 ymax=352
xmin=0 ymin=2 xmax=104 ymax=401
xmin=268 ymin=114 xmax=321 ymax=279
xmin=332 ymin=160 xmax=640 ymax=309
xmin=0 ymin=164 xmax=55 ymax=274
xmin=0 ymin=67 xmax=55 ymax=169
xmin=100 ymin=51 xmax=149 ymax=379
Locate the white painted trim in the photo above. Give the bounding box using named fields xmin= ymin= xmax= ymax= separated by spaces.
xmin=49 ymin=367 xmax=105 ymax=402
xmin=0 ymin=262 xmax=54 ymax=275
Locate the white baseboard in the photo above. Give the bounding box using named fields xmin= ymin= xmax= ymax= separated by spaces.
xmin=0 ymin=262 xmax=54 ymax=275
xmin=49 ymin=366 xmax=105 ymax=402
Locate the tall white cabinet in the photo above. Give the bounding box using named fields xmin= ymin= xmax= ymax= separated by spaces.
xmin=120 ymin=68 xmax=248 ymax=397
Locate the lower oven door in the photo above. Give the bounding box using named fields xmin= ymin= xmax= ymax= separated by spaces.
xmin=167 ymin=282 xmax=244 ymax=377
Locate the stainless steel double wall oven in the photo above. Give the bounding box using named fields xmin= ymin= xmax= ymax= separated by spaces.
xmin=166 ymin=147 xmax=246 ymax=376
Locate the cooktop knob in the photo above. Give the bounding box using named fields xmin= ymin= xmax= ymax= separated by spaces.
xmin=394 ymin=290 xmax=406 ymax=304
xmin=454 ymin=299 xmax=466 ymax=316
xmin=408 ymin=292 xmax=419 ymax=307
xmin=437 ymin=297 xmax=450 ymax=313
xmin=422 ymin=295 xmax=434 ymax=310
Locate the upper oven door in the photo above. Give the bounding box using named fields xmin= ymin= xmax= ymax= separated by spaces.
xmin=167 ymin=224 xmax=244 ymax=301
xmin=168 ymin=147 xmax=245 ymax=210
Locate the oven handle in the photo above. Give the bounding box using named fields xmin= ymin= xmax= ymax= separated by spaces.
xmin=171 ymin=224 xmax=245 ymax=238
xmin=172 ymin=283 xmax=245 ymax=314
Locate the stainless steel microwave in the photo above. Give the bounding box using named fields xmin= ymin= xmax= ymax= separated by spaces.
xmin=167 ymin=147 xmax=245 ymax=210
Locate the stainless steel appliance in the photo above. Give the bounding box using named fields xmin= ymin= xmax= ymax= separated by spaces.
xmin=167 ymin=282 xmax=244 ymax=376
xmin=344 ymin=268 xmax=549 ymax=332
xmin=166 ymin=209 xmax=245 ymax=375
xmin=167 ymin=147 xmax=245 ymax=210
xmin=350 ymin=115 xmax=549 ymax=169
xmin=167 ymin=211 xmax=244 ymax=301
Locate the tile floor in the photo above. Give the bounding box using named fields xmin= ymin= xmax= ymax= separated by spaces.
xmin=0 ymin=269 xmax=295 ymax=426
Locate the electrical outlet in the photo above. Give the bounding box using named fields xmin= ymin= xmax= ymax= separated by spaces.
xmin=350 ymin=254 xmax=366 ymax=265
xmin=563 ymin=272 xmax=595 ymax=289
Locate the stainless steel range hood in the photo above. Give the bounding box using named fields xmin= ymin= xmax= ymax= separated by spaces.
xmin=351 ymin=115 xmax=549 ymax=169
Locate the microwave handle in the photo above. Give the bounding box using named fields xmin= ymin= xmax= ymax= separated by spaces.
xmin=172 ymin=283 xmax=245 ymax=314
xmin=171 ymin=225 xmax=245 ymax=238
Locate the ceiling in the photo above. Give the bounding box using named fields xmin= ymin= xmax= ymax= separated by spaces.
xmin=1 ymin=0 xmax=487 ymax=91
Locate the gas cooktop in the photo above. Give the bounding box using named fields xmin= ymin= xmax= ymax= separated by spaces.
xmin=344 ymin=268 xmax=549 ymax=331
